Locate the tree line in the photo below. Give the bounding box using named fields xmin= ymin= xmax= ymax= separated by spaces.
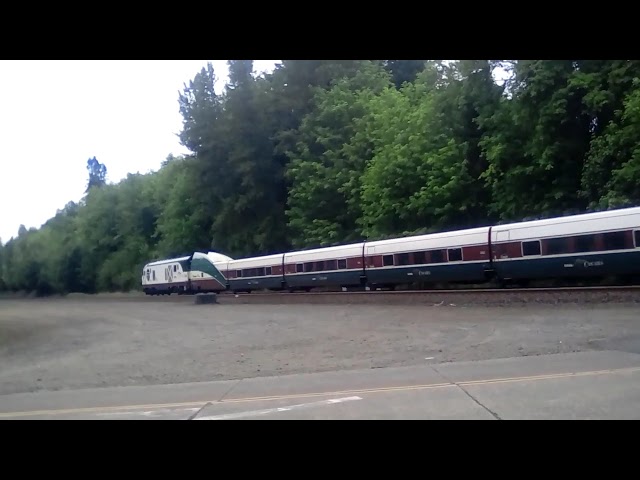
xmin=1 ymin=60 xmax=639 ymax=295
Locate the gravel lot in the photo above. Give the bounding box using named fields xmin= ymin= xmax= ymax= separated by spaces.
xmin=1 ymin=296 xmax=640 ymax=395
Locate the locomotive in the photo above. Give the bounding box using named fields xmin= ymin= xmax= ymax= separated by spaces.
xmin=141 ymin=206 xmax=640 ymax=295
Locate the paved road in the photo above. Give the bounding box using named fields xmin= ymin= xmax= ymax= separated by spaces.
xmin=1 ymin=350 xmax=639 ymax=420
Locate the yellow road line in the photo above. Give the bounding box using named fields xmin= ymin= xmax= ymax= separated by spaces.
xmin=457 ymin=366 xmax=640 ymax=386
xmin=1 ymin=366 xmax=638 ymax=419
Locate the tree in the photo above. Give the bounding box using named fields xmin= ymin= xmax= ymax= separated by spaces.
xmin=585 ymin=78 xmax=640 ymax=208
xmin=576 ymin=61 xmax=640 ymax=208
xmin=358 ymin=64 xmax=471 ymax=238
xmin=6 ymin=59 xmax=640 ymax=296
xmin=85 ymin=156 xmax=107 ymax=192
xmin=0 ymin=238 xmax=5 ymax=291
xmin=480 ymin=60 xmax=594 ymax=221
xmin=383 ymin=60 xmax=427 ymax=88
xmin=285 ymin=61 xmax=394 ymax=247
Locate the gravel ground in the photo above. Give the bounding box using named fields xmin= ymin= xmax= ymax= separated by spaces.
xmin=216 ymin=287 xmax=640 ymax=306
xmin=1 ymin=296 xmax=640 ymax=395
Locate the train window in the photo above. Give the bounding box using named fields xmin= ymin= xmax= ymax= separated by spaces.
xmin=325 ymin=259 xmax=337 ymax=270
xmin=152 ymin=270 xmax=156 ymax=280
xmin=296 ymin=263 xmax=304 ymax=273
xmin=266 ymin=266 xmax=272 ymax=276
xmin=236 ymin=270 xmax=242 ymax=278
xmin=338 ymin=259 xmax=347 ymax=270
xmin=635 ymin=230 xmax=640 ymax=248
xmin=574 ymin=234 xmax=596 ymax=253
xmin=315 ymin=261 xmax=325 ymax=271
xmin=522 ymin=240 xmax=541 ymax=256
xmin=383 ymin=255 xmax=394 ymax=266
xmin=545 ymin=237 xmax=571 ymax=255
xmin=173 ymin=265 xmax=177 ymax=272
xmin=413 ymin=251 xmax=426 ymax=265
xmin=603 ymin=231 xmax=627 ymax=250
xmin=395 ymin=253 xmax=410 ymax=265
xmin=431 ymin=250 xmax=445 ymax=263
xmin=448 ymin=248 xmax=463 ymax=262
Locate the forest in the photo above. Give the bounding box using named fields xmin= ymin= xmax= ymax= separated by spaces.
xmin=1 ymin=60 xmax=640 ymax=295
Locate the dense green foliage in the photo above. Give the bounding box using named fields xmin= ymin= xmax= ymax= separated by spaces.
xmin=2 ymin=60 xmax=640 ymax=295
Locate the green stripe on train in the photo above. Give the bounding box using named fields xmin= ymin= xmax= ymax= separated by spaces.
xmin=190 ymin=253 xmax=228 ymax=288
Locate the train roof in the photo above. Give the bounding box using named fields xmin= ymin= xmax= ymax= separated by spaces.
xmin=366 ymin=226 xmax=490 ymax=244
xmin=365 ymin=226 xmax=490 ymax=251
xmin=144 ymin=255 xmax=191 ymax=267
xmin=493 ymin=206 xmax=640 ymax=232
xmin=228 ymin=253 xmax=284 ymax=269
xmin=283 ymin=242 xmax=365 ymax=261
xmin=203 ymin=251 xmax=234 ymax=263
xmin=228 ymin=242 xmax=366 ymax=266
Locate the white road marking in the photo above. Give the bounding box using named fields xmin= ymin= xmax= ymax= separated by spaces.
xmin=97 ymin=407 xmax=201 ymax=418
xmin=195 ymin=396 xmax=363 ymax=420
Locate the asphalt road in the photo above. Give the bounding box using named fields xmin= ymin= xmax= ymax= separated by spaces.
xmin=2 ymin=350 xmax=639 ymax=420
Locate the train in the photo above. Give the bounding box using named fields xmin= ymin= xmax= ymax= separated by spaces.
xmin=141 ymin=206 xmax=640 ymax=295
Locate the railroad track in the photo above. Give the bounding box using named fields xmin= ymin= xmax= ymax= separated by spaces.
xmin=30 ymin=284 xmax=639 ymax=306
xmin=213 ymin=284 xmax=640 ymax=306
xmin=220 ymin=284 xmax=640 ymax=296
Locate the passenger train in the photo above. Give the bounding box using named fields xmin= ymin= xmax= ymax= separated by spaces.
xmin=141 ymin=206 xmax=640 ymax=295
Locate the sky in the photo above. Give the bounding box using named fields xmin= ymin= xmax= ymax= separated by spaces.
xmin=0 ymin=60 xmax=279 ymax=242
xmin=0 ymin=60 xmax=510 ymax=243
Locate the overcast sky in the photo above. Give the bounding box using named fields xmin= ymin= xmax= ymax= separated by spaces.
xmin=0 ymin=60 xmax=279 ymax=242
xmin=0 ymin=60 xmax=509 ymax=243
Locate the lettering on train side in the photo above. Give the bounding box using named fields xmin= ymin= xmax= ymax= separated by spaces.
xmin=584 ymin=260 xmax=604 ymax=267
